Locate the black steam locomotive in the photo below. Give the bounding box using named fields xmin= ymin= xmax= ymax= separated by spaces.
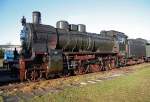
xmin=19 ymin=11 xmax=146 ymax=81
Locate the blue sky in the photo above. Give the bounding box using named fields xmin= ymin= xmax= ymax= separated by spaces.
xmin=0 ymin=0 xmax=150 ymax=45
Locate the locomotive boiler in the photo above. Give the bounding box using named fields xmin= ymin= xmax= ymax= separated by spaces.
xmin=19 ymin=11 xmax=126 ymax=81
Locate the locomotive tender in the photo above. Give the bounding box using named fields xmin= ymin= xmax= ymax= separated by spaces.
xmin=19 ymin=11 xmax=145 ymax=81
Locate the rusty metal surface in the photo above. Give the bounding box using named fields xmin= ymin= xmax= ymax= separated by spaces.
xmin=57 ymin=29 xmax=115 ymax=52
xmin=47 ymin=50 xmax=63 ymax=74
xmin=19 ymin=58 xmax=25 ymax=81
xmin=128 ymin=39 xmax=146 ymax=58
xmin=146 ymin=44 xmax=150 ymax=57
xmin=64 ymin=51 xmax=117 ymax=55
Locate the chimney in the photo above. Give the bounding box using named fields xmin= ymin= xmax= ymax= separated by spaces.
xmin=32 ymin=11 xmax=41 ymax=24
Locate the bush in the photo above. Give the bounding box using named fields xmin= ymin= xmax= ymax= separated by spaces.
xmin=0 ymin=48 xmax=4 ymax=58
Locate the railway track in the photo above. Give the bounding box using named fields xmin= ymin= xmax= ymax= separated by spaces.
xmin=0 ymin=63 xmax=149 ymax=102
xmin=0 ymin=63 xmax=149 ymax=93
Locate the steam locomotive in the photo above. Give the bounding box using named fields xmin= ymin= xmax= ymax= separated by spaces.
xmin=19 ymin=11 xmax=146 ymax=81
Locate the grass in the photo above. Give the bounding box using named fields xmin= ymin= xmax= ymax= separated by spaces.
xmin=0 ymin=96 xmax=3 ymax=102
xmin=30 ymin=65 xmax=150 ymax=102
